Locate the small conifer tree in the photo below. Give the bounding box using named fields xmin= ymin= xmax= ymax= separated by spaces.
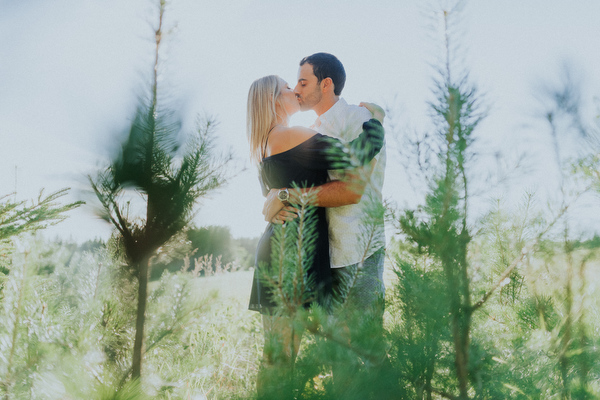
xmin=88 ymin=0 xmax=229 ymax=381
xmin=540 ymin=66 xmax=600 ymax=399
xmin=397 ymin=5 xmax=484 ymax=397
xmin=392 ymin=5 xmax=600 ymax=399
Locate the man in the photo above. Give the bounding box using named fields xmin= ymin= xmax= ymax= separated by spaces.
xmin=263 ymin=52 xmax=386 ymax=318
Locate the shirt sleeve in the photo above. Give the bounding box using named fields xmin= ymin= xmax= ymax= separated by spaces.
xmin=293 ymin=119 xmax=384 ymax=170
xmin=340 ymin=105 xmax=373 ymax=142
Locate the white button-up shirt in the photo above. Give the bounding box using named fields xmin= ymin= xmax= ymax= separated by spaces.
xmin=313 ymin=98 xmax=386 ymax=268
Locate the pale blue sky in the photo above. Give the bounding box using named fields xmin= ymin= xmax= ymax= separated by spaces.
xmin=1 ymin=0 xmax=599 ymax=241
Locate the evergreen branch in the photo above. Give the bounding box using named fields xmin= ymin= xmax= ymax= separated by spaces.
xmin=295 ymin=203 xmax=306 ymax=301
xmin=2 ymin=257 xmax=27 ymax=396
xmin=471 ymin=191 xmax=580 ymax=312
xmin=277 ymin=224 xmax=287 ymax=310
xmin=304 ymin=323 xmax=383 ymax=366
xmin=431 ymin=387 xmax=460 ymax=400
xmin=112 ymin=198 xmax=133 ymax=243
xmin=471 ymin=245 xmax=529 ymax=312
xmin=88 ymin=177 xmax=131 ymax=240
xmin=0 ymin=188 xmax=82 ymax=241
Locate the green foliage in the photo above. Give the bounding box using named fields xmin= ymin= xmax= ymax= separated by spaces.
xmin=88 ymin=0 xmax=230 ymax=270
xmin=4 ymin=2 xmax=600 ymax=400
xmin=0 ymin=189 xmax=82 ymax=243
xmin=233 ymin=236 xmax=260 ymax=270
xmin=0 ymin=238 xmax=116 ymax=398
xmin=394 ymin=12 xmax=485 ymax=396
xmin=0 ymin=189 xmax=82 ymax=284
xmin=387 ymin=241 xmax=451 ymax=397
xmin=89 ymin=107 xmax=228 ymax=267
xmin=187 ymin=226 xmax=234 ymax=266
xmin=259 ymin=193 xmax=319 ymax=317
xmin=0 ymin=188 xmax=81 ymax=316
xmin=88 ymin=0 xmax=230 ymax=381
xmin=0 ymin=235 xmax=262 ymax=399
xmin=386 ymin=4 xmax=600 ymax=399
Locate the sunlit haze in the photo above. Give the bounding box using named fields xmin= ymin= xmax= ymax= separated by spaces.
xmin=1 ymin=0 xmax=599 ymax=242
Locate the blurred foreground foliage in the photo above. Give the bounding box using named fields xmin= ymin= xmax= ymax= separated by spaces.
xmin=3 ymin=1 xmax=600 ymax=399
xmin=0 ymin=234 xmax=262 ymax=399
xmin=0 ymin=228 xmax=599 ymax=399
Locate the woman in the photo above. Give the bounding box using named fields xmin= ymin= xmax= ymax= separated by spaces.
xmin=246 ymin=75 xmax=384 ymax=316
xmin=245 ymin=75 xmax=384 ymax=394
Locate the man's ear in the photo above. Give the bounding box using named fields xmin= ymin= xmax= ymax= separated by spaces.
xmin=321 ymin=77 xmax=334 ymax=94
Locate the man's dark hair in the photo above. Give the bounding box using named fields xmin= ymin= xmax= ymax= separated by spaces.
xmin=300 ymin=52 xmax=346 ymax=96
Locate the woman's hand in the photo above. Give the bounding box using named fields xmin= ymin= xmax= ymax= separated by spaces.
xmin=263 ymin=188 xmax=298 ymax=223
xmin=359 ymin=102 xmax=385 ymax=124
xmin=271 ymin=206 xmax=298 ymax=225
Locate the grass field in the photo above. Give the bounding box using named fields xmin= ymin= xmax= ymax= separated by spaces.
xmin=6 ymin=238 xmax=598 ymax=399
xmin=178 ymin=258 xmax=407 ymax=399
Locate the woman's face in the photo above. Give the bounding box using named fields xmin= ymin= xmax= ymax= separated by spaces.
xmin=277 ymin=79 xmax=300 ymax=117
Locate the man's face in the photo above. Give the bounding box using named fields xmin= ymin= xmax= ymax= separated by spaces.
xmin=294 ymin=63 xmax=322 ymax=112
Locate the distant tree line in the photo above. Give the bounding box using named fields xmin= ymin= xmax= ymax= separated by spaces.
xmin=151 ymin=225 xmax=259 ymax=279
xmin=3 ymin=225 xmax=258 ymax=282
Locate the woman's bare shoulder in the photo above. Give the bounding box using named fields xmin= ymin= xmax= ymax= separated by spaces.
xmin=266 ymin=126 xmax=317 ymax=157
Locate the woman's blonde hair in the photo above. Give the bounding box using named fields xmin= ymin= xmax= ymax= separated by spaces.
xmin=246 ymin=75 xmax=286 ymax=164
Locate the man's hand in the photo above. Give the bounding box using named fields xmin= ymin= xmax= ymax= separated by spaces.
xmin=359 ymin=102 xmax=385 ymax=124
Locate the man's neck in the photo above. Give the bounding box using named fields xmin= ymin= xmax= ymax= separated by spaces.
xmin=313 ymin=96 xmax=340 ymax=117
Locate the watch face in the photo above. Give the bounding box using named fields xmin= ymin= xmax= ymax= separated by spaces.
xmin=278 ymin=190 xmax=289 ymax=201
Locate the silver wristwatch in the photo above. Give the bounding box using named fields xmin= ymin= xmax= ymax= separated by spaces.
xmin=277 ymin=188 xmax=290 ymax=205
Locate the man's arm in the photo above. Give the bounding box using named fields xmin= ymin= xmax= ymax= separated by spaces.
xmin=262 ymin=159 xmax=376 ymax=223
xmin=264 ymin=102 xmax=384 ymax=223
xmin=303 ymin=159 xmax=376 ymax=207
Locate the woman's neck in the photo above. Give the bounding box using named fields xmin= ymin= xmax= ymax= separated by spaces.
xmin=274 ymin=116 xmax=289 ymax=127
